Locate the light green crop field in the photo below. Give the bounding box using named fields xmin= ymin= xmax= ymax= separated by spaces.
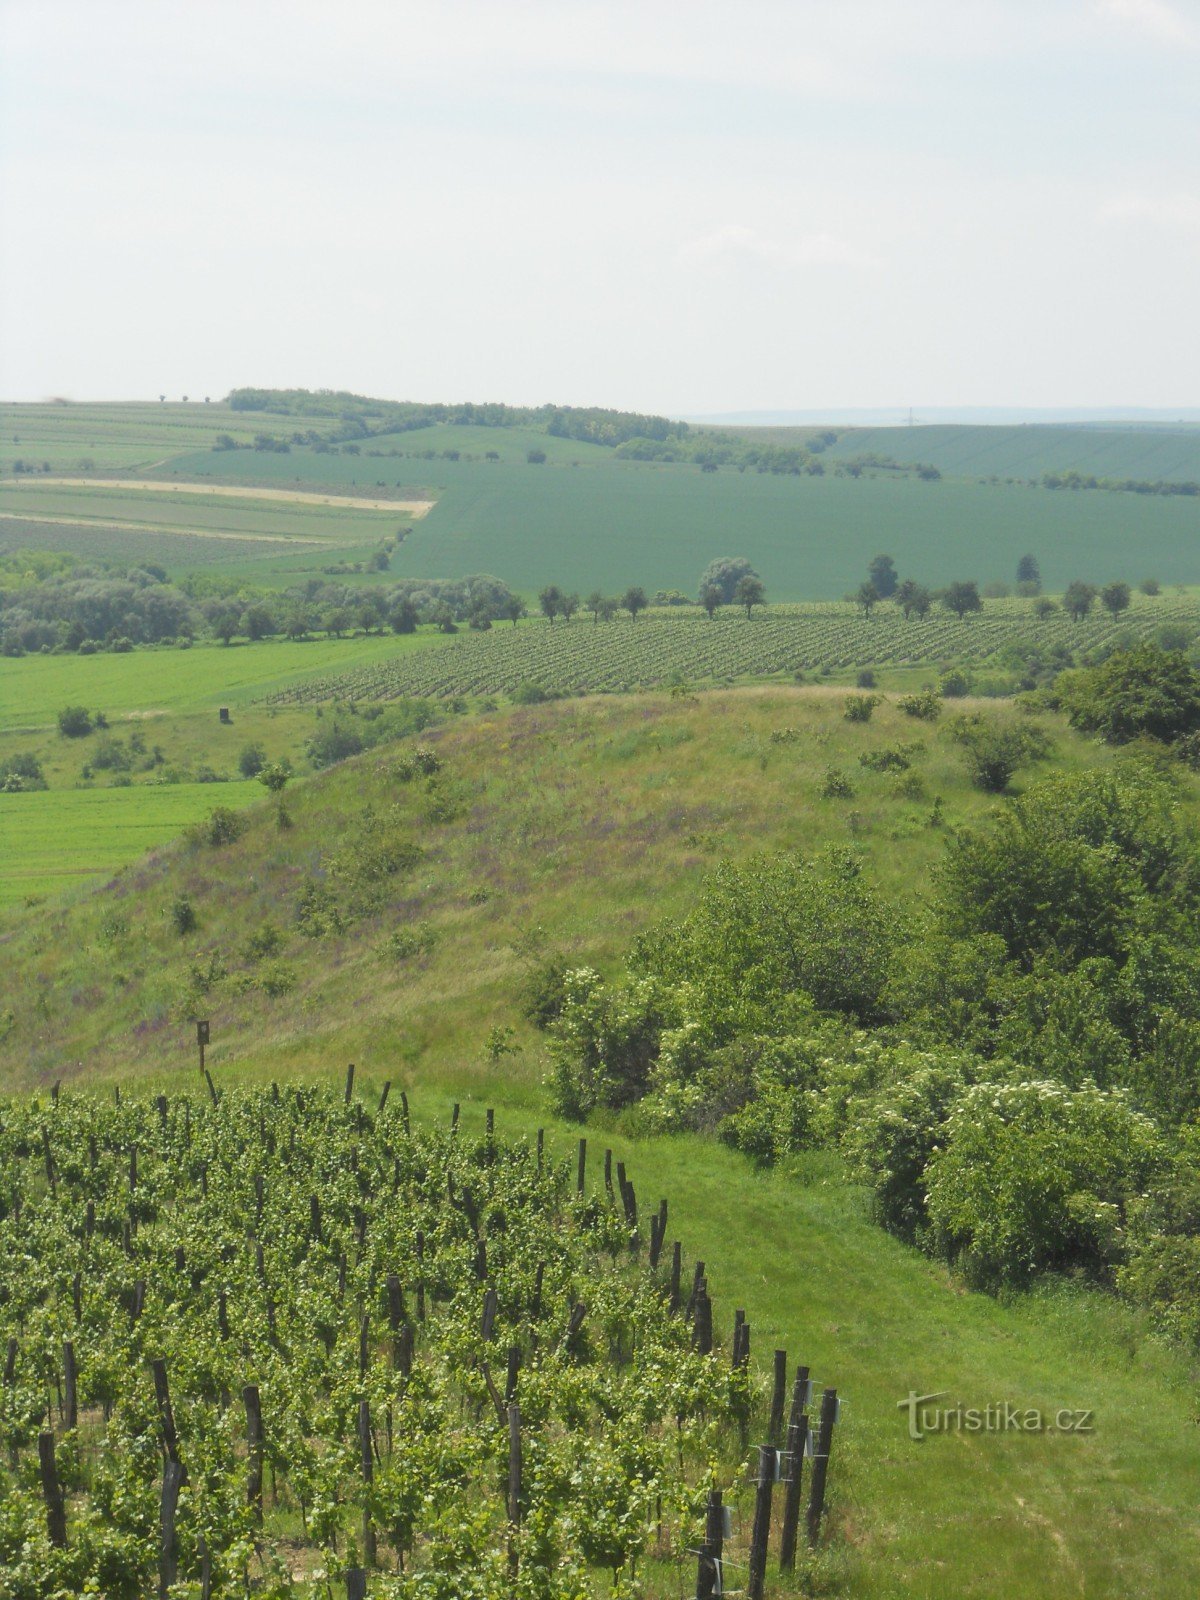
xmin=0 ymin=632 xmax=446 ymax=731
xmin=0 ymin=778 xmax=260 ymax=905
xmin=0 ymin=400 xmax=302 ymax=471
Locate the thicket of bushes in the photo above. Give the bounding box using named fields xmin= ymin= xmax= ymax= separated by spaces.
xmin=538 ymin=757 xmax=1200 ymax=1342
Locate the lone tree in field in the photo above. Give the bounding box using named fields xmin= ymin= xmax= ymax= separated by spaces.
xmin=1016 ymin=553 xmax=1042 ymax=594
xmin=559 ymin=591 xmax=580 ymax=623
xmin=735 ymin=575 xmax=765 ymax=617
xmin=622 ymin=586 xmax=648 ymax=620
xmin=942 ymin=581 xmax=983 ymax=620
xmin=57 ymin=705 xmax=95 ymax=738
xmin=895 ymin=578 xmax=932 ymax=620
xmin=501 ymin=594 xmax=526 ymax=627
xmin=700 ymin=583 xmax=723 ymax=620
xmin=856 ymin=581 xmax=880 ymax=618
xmin=1101 ymin=581 xmax=1132 ymax=618
xmin=586 ymin=589 xmax=606 ymax=623
xmin=868 ymin=554 xmax=898 ymax=599
xmin=1063 ymin=580 xmax=1098 ymax=621
xmin=538 ymin=585 xmax=564 ymax=624
xmin=213 ymin=608 xmax=240 ymax=646
xmin=698 ymin=556 xmax=759 ymax=605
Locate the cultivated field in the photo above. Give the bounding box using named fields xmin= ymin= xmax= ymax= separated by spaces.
xmin=4 ymin=402 xmax=1199 ymax=597
xmin=0 ymin=778 xmax=259 ymax=906
xmin=265 ymin=596 xmax=1200 ymax=701
xmin=0 ymin=633 xmax=445 ymax=731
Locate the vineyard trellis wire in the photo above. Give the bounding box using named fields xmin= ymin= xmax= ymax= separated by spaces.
xmin=261 ymin=601 xmax=1200 ymax=704
xmin=0 ymin=1082 xmax=830 ymax=1598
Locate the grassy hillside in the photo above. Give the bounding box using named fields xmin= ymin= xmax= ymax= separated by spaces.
xmin=1 ymin=688 xmax=1197 ymax=1597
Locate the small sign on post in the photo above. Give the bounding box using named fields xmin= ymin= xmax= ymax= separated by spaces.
xmin=196 ymin=1020 xmax=210 ymax=1074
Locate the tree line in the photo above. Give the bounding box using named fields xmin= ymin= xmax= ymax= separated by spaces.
xmin=852 ymin=552 xmax=1159 ymax=622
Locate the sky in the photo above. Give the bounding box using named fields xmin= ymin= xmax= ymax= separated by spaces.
xmin=0 ymin=0 xmax=1198 ymax=414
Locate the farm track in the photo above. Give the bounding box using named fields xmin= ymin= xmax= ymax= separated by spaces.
xmin=1 ymin=477 xmax=436 ymax=515
xmin=264 ymin=602 xmax=1200 ymax=701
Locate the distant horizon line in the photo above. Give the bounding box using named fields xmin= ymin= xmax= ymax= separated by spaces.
xmin=2 ymin=394 xmax=1199 ymax=430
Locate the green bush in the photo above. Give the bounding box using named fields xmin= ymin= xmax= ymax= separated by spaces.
xmin=238 ymin=742 xmax=267 ymax=778
xmin=191 ymin=806 xmax=246 ymax=848
xmin=548 ymin=969 xmax=674 ymax=1118
xmin=897 ymin=691 xmax=942 ymax=721
xmin=843 ymin=693 xmax=881 ymax=723
xmin=1061 ymin=644 xmax=1200 ymax=744
xmin=925 ymin=1080 xmax=1165 ymax=1287
xmin=57 ymin=705 xmax=95 ymax=738
xmin=169 ymin=895 xmax=197 ymax=935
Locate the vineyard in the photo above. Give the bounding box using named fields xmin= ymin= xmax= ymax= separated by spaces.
xmin=0 ymin=1081 xmax=831 ymax=1598
xmin=264 ymin=600 xmax=1200 ymax=703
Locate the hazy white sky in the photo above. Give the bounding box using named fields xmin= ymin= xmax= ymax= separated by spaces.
xmin=1 ymin=0 xmax=1197 ymax=412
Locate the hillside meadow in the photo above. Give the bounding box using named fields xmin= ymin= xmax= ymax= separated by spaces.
xmin=1 ymin=687 xmax=1198 ymax=1598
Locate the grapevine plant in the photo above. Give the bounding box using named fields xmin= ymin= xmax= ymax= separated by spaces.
xmin=0 ymin=1087 xmax=744 ymax=1597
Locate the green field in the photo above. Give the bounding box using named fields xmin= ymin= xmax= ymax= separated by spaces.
xmin=822 ymin=422 xmax=1200 ymax=481
xmin=264 ymin=595 xmax=1200 ymax=701
xmin=4 ymin=402 xmax=1200 ymax=599
xmin=1 ymin=690 xmax=1197 ymax=1596
xmin=0 ymin=632 xmax=446 ymax=731
xmin=0 ymin=778 xmax=261 ymax=905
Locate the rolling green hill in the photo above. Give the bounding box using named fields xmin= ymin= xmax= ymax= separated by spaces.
xmin=1 ymin=688 xmax=1198 ymax=1598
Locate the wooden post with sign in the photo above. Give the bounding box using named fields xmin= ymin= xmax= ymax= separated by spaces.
xmin=196 ymin=1020 xmax=209 ymax=1075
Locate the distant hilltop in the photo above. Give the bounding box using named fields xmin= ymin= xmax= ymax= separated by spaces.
xmin=689 ymin=406 xmax=1200 ymax=428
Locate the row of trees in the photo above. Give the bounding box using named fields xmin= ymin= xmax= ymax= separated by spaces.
xmin=855 ymin=553 xmax=1151 ymax=622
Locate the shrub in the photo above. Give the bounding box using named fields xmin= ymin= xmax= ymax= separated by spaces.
xmin=512 ymin=682 xmax=551 ymax=705
xmin=518 ymin=954 xmax=572 ymax=1029
xmin=238 ymin=742 xmax=267 ymax=778
xmin=841 ymin=1049 xmax=981 ymax=1237
xmin=859 ymin=744 xmax=915 ymax=773
xmin=548 ymin=969 xmax=674 ymax=1119
xmin=938 ymin=669 xmax=972 ymax=698
xmin=856 ymin=669 xmax=877 ymax=689
xmin=897 ymin=690 xmax=941 ymax=721
xmin=169 ymin=895 xmax=197 ymax=935
xmin=241 ymin=922 xmax=284 ymax=962
xmin=257 ymin=960 xmax=297 ymax=997
xmin=843 ymin=693 xmax=881 ymax=723
xmin=947 ymin=716 xmax=1052 ymax=793
xmin=394 ymin=744 xmax=442 ymax=781
xmin=0 ymin=753 xmax=46 ymax=791
xmin=1061 ymin=644 xmax=1200 ymax=744
xmin=89 ymin=735 xmax=131 ymax=772
xmin=57 ymin=705 xmax=95 ymax=738
xmin=925 ymin=1080 xmax=1165 ymax=1287
xmin=192 ymin=806 xmax=246 ymax=847
xmin=296 ymin=879 xmax=345 ymax=938
xmin=821 ymin=767 xmax=855 ymax=798
xmin=383 ymin=922 xmax=435 ymax=961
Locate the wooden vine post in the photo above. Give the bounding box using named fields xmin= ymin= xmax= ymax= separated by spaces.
xmin=747 ymin=1444 xmax=777 ymax=1600
xmin=38 ymin=1432 xmax=67 ymax=1548
xmin=242 ymin=1384 xmax=263 ymax=1524
xmin=507 ymin=1402 xmax=522 ymax=1575
xmin=694 ymin=1487 xmax=724 ymax=1599
xmin=806 ymin=1387 xmax=840 ymax=1547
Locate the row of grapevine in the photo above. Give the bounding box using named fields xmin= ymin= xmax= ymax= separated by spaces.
xmin=263 ymin=602 xmax=1200 ymax=704
xmin=0 ymin=1083 xmax=831 ymax=1597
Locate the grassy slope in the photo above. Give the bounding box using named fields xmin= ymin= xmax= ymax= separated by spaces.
xmin=1 ymin=688 xmax=1196 ymax=1598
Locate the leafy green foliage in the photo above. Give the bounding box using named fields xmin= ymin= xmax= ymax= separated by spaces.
xmin=0 ymin=1088 xmax=739 ymax=1595
xmin=1060 ymin=643 xmax=1200 ymax=744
